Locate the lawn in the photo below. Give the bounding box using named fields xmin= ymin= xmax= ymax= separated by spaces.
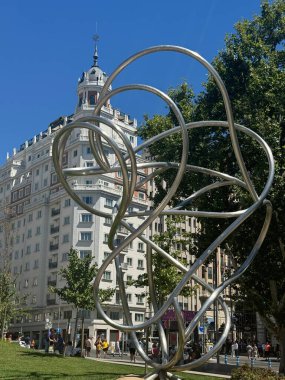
xmin=0 ymin=341 xmax=225 ymax=380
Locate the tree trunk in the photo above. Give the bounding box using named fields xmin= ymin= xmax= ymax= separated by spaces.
xmin=80 ymin=317 xmax=85 ymax=357
xmin=279 ymin=328 xmax=285 ymax=375
xmin=73 ymin=308 xmax=79 ymax=349
xmin=0 ymin=306 xmax=7 ymax=340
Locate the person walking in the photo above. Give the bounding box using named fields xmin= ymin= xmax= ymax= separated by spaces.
xmin=128 ymin=339 xmax=136 ymax=362
xmin=246 ymin=343 xmax=253 ymax=359
xmin=84 ymin=337 xmax=92 ymax=357
xmin=95 ymin=337 xmax=102 ymax=358
xmin=265 ymin=341 xmax=271 ymax=360
xmin=102 ymin=338 xmax=109 ymax=358
xmin=234 ymin=341 xmax=239 ymax=358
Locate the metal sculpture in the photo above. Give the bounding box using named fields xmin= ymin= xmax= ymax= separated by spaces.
xmin=52 ymin=46 xmax=274 ymax=380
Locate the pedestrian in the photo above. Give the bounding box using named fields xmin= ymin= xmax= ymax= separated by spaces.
xmin=55 ymin=333 xmax=65 ymax=354
xmin=252 ymin=344 xmax=258 ymax=359
xmin=102 ymin=338 xmax=109 ymax=358
xmin=84 ymin=336 xmax=92 ymax=357
xmin=116 ymin=340 xmax=121 ymax=356
xmin=231 ymin=341 xmax=235 ymax=357
xmin=95 ymin=336 xmax=102 ymax=358
xmin=265 ymin=341 xmax=271 ymax=360
xmin=246 ymin=343 xmax=253 ymax=359
xmin=234 ymin=341 xmax=239 ymax=357
xmin=128 ymin=339 xmax=136 ymax=362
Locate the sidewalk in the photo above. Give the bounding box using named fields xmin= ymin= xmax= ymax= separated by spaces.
xmin=87 ymin=355 xmax=231 ymax=379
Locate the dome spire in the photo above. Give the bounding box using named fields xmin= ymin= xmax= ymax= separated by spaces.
xmin=92 ymin=34 xmax=99 ymax=67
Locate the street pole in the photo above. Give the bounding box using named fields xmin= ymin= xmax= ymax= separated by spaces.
xmin=214 ymin=253 xmax=220 ymax=364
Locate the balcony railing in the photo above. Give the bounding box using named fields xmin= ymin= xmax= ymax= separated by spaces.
xmin=50 ymin=244 xmax=59 ymax=251
xmin=48 ymin=262 xmax=58 ymax=269
xmin=50 ymin=226 xmax=60 ymax=234
xmin=51 ymin=208 xmax=60 ymax=216
xmin=47 ymin=280 xmax=57 ymax=286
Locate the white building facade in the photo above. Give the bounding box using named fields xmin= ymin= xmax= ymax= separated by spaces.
xmin=0 ymin=47 xmax=149 ymax=347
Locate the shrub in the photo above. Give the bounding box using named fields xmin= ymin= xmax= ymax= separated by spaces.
xmin=231 ymin=365 xmax=285 ymax=380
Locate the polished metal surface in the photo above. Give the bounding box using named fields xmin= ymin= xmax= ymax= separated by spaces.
xmin=52 ymin=45 xmax=274 ymax=380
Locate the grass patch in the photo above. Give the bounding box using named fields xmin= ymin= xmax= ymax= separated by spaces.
xmin=0 ymin=341 xmax=224 ymax=380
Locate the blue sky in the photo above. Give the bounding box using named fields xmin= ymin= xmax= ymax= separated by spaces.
xmin=0 ymin=0 xmax=264 ymax=163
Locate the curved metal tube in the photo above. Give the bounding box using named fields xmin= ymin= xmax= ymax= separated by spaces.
xmin=52 ymin=45 xmax=274 ymax=380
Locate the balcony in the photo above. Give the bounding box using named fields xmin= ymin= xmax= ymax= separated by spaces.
xmin=51 ymin=208 xmax=60 ymax=216
xmin=48 ymin=261 xmax=58 ymax=269
xmin=50 ymin=243 xmax=59 ymax=251
xmin=47 ymin=280 xmax=57 ymax=286
xmin=50 ymin=226 xmax=60 ymax=234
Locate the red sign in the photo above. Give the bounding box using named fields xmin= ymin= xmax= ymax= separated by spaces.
xmin=162 ymin=310 xmax=195 ymax=322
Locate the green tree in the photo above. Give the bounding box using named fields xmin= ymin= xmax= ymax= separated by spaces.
xmin=132 ymin=216 xmax=197 ymax=307
xmin=50 ymin=247 xmax=114 ymax=351
xmin=0 ymin=270 xmax=28 ymax=339
xmin=138 ymin=0 xmax=285 ymax=373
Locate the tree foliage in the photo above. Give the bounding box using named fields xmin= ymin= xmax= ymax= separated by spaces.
xmin=132 ymin=216 xmax=198 ymax=307
xmin=50 ymin=247 xmax=114 ymax=310
xmin=0 ymin=271 xmax=28 ymax=339
xmin=138 ymin=0 xmax=285 ymax=373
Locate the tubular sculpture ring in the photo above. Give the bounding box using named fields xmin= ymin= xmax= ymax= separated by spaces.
xmin=52 ymin=45 xmax=274 ymax=380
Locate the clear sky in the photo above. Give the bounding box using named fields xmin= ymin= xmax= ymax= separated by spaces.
xmin=0 ymin=0 xmax=264 ymax=163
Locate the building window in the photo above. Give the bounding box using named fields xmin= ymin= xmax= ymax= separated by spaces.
xmin=34 ymin=259 xmax=39 ymax=269
xmin=25 ymin=262 xmax=30 ymax=271
xmin=105 ymin=198 xmax=113 ymax=208
xmin=86 ymin=147 xmax=91 ymax=154
xmin=35 ymin=226 xmax=41 ymax=235
xmin=24 ymin=279 xmax=29 ymax=288
xmin=64 ymin=199 xmax=71 ymax=207
xmin=35 ymin=243 xmax=40 ymax=252
xmin=110 ymin=311 xmax=120 ymax=320
xmin=73 ymin=150 xmax=77 ymax=157
xmin=127 ymin=257 xmax=133 ymax=267
xmin=36 ymin=169 xmax=40 ymax=176
xmin=86 ymin=161 xmax=93 ymax=167
xmin=51 ymin=173 xmax=58 ymax=185
xmin=104 ymin=234 xmax=109 ymax=243
xmin=64 ymin=216 xmax=70 ymax=225
xmin=26 ymin=246 xmax=31 ymax=255
xmin=126 ymin=293 xmax=132 ymax=303
xmin=138 ymin=242 xmax=144 ymax=252
xmin=208 ymin=267 xmax=213 ymax=280
xmin=138 ymin=192 xmax=145 ymax=200
xmin=126 ymin=275 xmax=132 ymax=283
xmin=129 ymin=135 xmax=134 ymax=143
xmin=79 ymin=250 xmax=91 ymax=259
xmin=103 ymin=252 xmax=110 ymax=262
xmin=45 ymin=164 xmax=49 ymax=172
xmin=104 ymin=216 xmax=112 ymax=225
xmin=37 ymin=210 xmax=42 ymax=219
xmin=115 ymin=292 xmax=121 ymax=304
xmin=83 ymin=196 xmax=93 ymax=204
xmin=81 ymin=214 xmax=92 ymax=223
xmin=43 ymin=178 xmax=48 ymax=187
xmin=136 ymin=294 xmax=144 ymax=304
xmin=103 ymin=271 xmax=111 ymax=281
xmin=28 ymin=214 xmax=33 ymax=222
xmin=62 ymin=252 xmax=69 ymax=261
xmin=63 ymin=234 xmax=69 ymax=243
xmin=137 ymin=259 xmax=144 ymax=269
xmin=80 ymin=232 xmax=92 ymax=241
xmin=135 ymin=313 xmax=144 ymax=322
